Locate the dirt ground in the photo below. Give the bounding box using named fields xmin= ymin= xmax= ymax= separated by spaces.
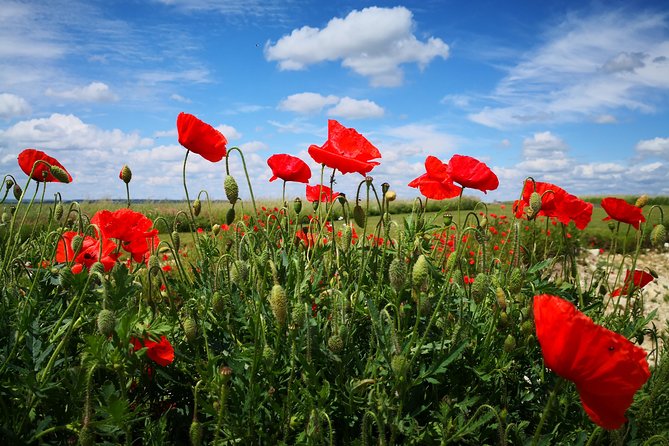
xmin=578 ymin=248 xmax=669 ymax=361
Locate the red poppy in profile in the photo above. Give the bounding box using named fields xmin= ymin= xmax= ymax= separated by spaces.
xmin=533 ymin=294 xmax=650 ymax=430
xmin=18 ymin=149 xmax=73 ymax=183
xmin=513 ymin=181 xmax=592 ymax=230
xmin=308 ymin=120 xmax=381 ymax=176
xmin=55 ymin=231 xmax=120 ymax=271
xmin=306 ymin=184 xmax=340 ymax=203
xmin=267 ymin=154 xmax=312 ymax=183
xmin=601 ymin=197 xmax=646 ymax=230
xmin=176 ymin=112 xmax=227 ymax=162
xmin=408 ymin=156 xmax=462 ymax=200
xmin=447 ymin=154 xmax=498 ymax=193
xmin=131 ymin=335 xmax=175 ymax=366
xmin=91 ymin=209 xmax=159 ymax=262
xmin=612 ymin=270 xmax=654 ymax=297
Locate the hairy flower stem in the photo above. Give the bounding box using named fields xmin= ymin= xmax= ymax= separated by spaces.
xmin=532 ymin=378 xmax=564 ymax=446
xmin=181 ymin=150 xmax=203 ymax=253
xmin=125 ymin=181 xmax=131 ymax=208
xmin=226 ymin=147 xmax=258 ymax=217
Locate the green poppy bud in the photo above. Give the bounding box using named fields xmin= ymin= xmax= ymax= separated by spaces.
xmin=225 ymin=207 xmax=235 ymax=225
xmin=224 ymin=175 xmax=239 ymax=204
xmin=50 ymin=165 xmax=71 ymax=183
xmin=193 ymin=199 xmax=201 ymax=217
xmin=412 ymin=254 xmax=429 ymax=291
xmin=353 ymin=205 xmax=366 ymax=228
xmin=119 ymin=165 xmax=132 ymax=184
xmin=97 ymin=309 xmax=116 ymax=337
xmin=650 ymin=224 xmax=666 ymax=247
xmin=184 ymin=317 xmax=197 ymax=343
xmin=503 ymin=334 xmax=516 ymax=352
xmin=327 ymin=334 xmax=344 ymax=354
xmin=270 ymin=284 xmax=288 ymax=327
xmin=293 ymin=197 xmax=302 ymax=214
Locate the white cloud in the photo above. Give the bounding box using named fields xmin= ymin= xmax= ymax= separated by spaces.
xmin=469 ymin=11 xmax=669 ymax=128
xmin=0 ymin=93 xmax=31 ymax=119
xmin=522 ymin=131 xmax=568 ymax=158
xmin=279 ymin=92 xmax=339 ymax=114
xmin=171 ymin=93 xmax=191 ymax=103
xmin=265 ymin=6 xmax=449 ymax=87
xmin=215 ymin=124 xmax=241 ymax=141
xmin=327 ymin=97 xmax=384 ymax=119
xmin=45 ymin=82 xmax=119 ymax=102
xmin=154 ymin=129 xmax=178 ymax=138
xmin=441 ymin=94 xmax=471 ymax=108
xmin=636 ymin=136 xmax=669 ymax=157
xmin=594 ymin=114 xmax=617 ymax=124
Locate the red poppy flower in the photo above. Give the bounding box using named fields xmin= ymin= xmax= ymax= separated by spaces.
xmin=91 ymin=209 xmax=159 ymax=262
xmin=447 ymin=154 xmax=498 ymax=193
xmin=306 ymin=184 xmax=340 ymax=202
xmin=612 ymin=270 xmax=654 ymax=297
xmin=513 ymin=181 xmax=592 ymax=230
xmin=55 ymin=231 xmax=120 ymax=271
xmin=176 ymin=112 xmax=227 ymax=162
xmin=601 ymin=197 xmax=646 ymax=230
xmin=408 ymin=156 xmax=462 ymax=200
xmin=18 ymin=149 xmax=73 ymax=183
xmin=533 ymin=294 xmax=650 ymax=430
xmin=267 ymin=154 xmax=312 ymax=183
xmin=308 ymin=120 xmax=381 ymax=176
xmin=131 ymin=335 xmax=175 ymax=366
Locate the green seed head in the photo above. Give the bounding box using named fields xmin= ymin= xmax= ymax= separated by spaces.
xmin=224 ymin=175 xmax=239 ymax=204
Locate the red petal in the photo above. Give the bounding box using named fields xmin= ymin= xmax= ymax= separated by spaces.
xmin=308 ymin=143 xmax=378 ymax=176
xmin=601 ymin=197 xmax=645 ymax=230
xmin=267 ymin=153 xmax=312 ymax=183
xmin=17 ymin=149 xmax=73 ymax=183
xmin=177 ymin=112 xmax=227 ymax=162
xmin=447 ymin=154 xmax=498 ymax=193
xmin=327 ymin=119 xmax=381 ymax=162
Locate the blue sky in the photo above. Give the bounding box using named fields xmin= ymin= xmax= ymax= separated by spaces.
xmin=1 ymin=0 xmax=668 ymax=203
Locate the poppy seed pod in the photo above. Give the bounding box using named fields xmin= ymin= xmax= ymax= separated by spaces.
xmin=293 ymin=197 xmax=302 ymax=214
xmin=269 ymin=284 xmax=287 ymax=327
xmin=650 ymin=224 xmax=666 ymax=247
xmin=353 ymin=205 xmax=366 ymax=228
xmin=49 ymin=166 xmax=71 ymax=184
xmin=97 ymin=309 xmax=116 ymax=337
xmin=193 ymin=199 xmax=201 ymax=217
xmin=224 ymin=175 xmax=239 ymax=204
xmin=119 ymin=165 xmax=132 ymax=184
xmin=381 ymin=182 xmax=390 ymax=194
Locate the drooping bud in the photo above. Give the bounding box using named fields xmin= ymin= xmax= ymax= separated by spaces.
xmin=495 ymin=287 xmax=507 ymax=311
xmin=90 ymin=261 xmax=105 ymax=277
xmin=5 ymin=178 xmax=13 ymax=189
xmin=212 ymin=224 xmax=221 ymax=236
xmin=635 ymin=194 xmax=649 ymax=208
xmin=529 ymin=192 xmax=542 ymax=214
xmin=229 ymin=260 xmax=248 ymax=285
xmin=269 ymin=284 xmax=287 ymax=327
xmin=193 ymin=199 xmax=202 ymax=217
xmin=479 ymin=216 xmax=488 ymax=230
xmin=342 ymin=225 xmax=353 ymax=251
xmin=293 ymin=197 xmax=302 ymax=214
xmin=381 ymin=182 xmax=390 ymax=195
xmin=1 ymin=212 xmax=9 ymax=224
xmin=520 ymin=319 xmax=534 ymax=336
xmin=471 ymin=273 xmax=489 ymax=301
xmin=97 ymin=309 xmax=116 ymax=337
xmin=59 ymin=267 xmax=74 ymax=288
xmin=148 ymin=255 xmax=160 ymax=275
xmin=225 ymin=207 xmax=235 ymax=225
xmin=184 ymin=317 xmax=198 ymax=343
xmin=13 ymin=183 xmax=22 ymax=201
xmin=391 ymin=354 xmax=409 ymax=379
xmin=353 ymin=205 xmax=366 ymax=228
xmin=327 ymin=334 xmax=344 ymax=353
xmin=172 ymin=231 xmax=181 ymax=252
xmin=189 ymin=420 xmax=203 ymax=446
xmin=224 ymin=175 xmax=239 ymax=204
xmin=389 ymin=257 xmax=407 ymax=292
xmin=412 ymin=254 xmax=429 ymax=291
xmin=508 ymin=267 xmax=523 ymax=294
xmin=650 ymin=224 xmax=667 ymax=247
xmin=71 ymin=234 xmax=84 ymax=255
xmin=49 ymin=165 xmax=71 ymax=183
xmin=119 ymin=165 xmax=132 ymax=184
xmin=443 ymin=213 xmax=453 ymax=226
xmin=212 ymin=292 xmax=226 ymax=314
xmin=54 ymin=202 xmax=64 ymax=220
xmin=385 ymin=190 xmax=396 ymax=202
xmin=503 ymin=334 xmax=516 ymax=353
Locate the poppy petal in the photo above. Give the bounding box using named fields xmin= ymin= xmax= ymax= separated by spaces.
xmin=447 ymin=154 xmax=498 ymax=193
xmin=177 ymin=112 xmax=227 ymax=162
xmin=18 ymin=149 xmax=73 ymax=183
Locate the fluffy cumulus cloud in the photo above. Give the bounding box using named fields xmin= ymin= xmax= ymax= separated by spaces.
xmin=0 ymin=93 xmax=31 ymax=119
xmin=45 ymin=82 xmax=119 ymax=102
xmin=327 ymin=97 xmax=384 ymax=119
xmin=265 ymin=6 xmax=449 ymax=87
xmin=279 ymin=92 xmax=339 ymax=114
xmin=636 ymin=136 xmax=669 ymax=157
xmin=469 ymin=11 xmax=669 ymax=128
xmin=278 ymin=93 xmax=385 ymax=119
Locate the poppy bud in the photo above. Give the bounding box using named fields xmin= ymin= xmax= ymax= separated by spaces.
xmin=635 ymin=194 xmax=649 ymax=208
xmin=391 ymin=354 xmax=409 ymax=379
xmin=443 ymin=213 xmax=453 ymax=226
xmin=79 ymin=425 xmax=94 ymax=446
xmin=293 ymin=197 xmax=302 ymax=214
xmin=353 ymin=205 xmax=366 ymax=228
xmin=224 ymin=175 xmax=239 ymax=204
xmin=498 ymin=311 xmax=509 ymax=328
xmin=212 ymin=291 xmax=225 ymax=314
xmin=389 ymin=257 xmax=407 ymax=292
xmin=184 ymin=317 xmax=197 ymax=343
xmin=495 ymin=287 xmax=507 ymax=311
xmin=119 ymin=165 xmax=132 ymax=184
xmin=263 ymin=345 xmax=275 ymax=364
xmin=520 ymin=319 xmax=534 ymax=336
xmin=50 ymin=165 xmax=71 ymax=183
xmin=193 ymin=199 xmax=201 ymax=217
xmin=71 ymin=234 xmax=83 ymax=255
xmin=13 ymin=183 xmax=22 ymax=201
xmin=59 ymin=267 xmax=74 ymax=287
xmin=327 ymin=334 xmax=344 ymax=353
xmin=54 ymin=202 xmax=64 ymax=220
xmin=412 ymin=254 xmax=429 ymax=291
xmin=230 ymin=260 xmax=248 ymax=285
xmin=607 ymin=221 xmax=616 ymax=232
xmin=385 ymin=190 xmax=396 ymax=202
xmin=471 ymin=273 xmax=489 ymax=301
xmin=171 ymin=231 xmax=181 ymax=252
xmin=446 ymin=252 xmax=458 ymax=271
xmin=508 ymin=267 xmax=523 ymax=294
xmin=97 ymin=309 xmax=116 ymax=337
xmin=650 ymin=224 xmax=666 ymax=247
xmin=5 ymin=178 xmax=13 ymax=189
xmin=479 ymin=216 xmax=488 ymax=230
xmin=1 ymin=212 xmax=8 ymax=224
xmin=342 ymin=225 xmax=352 ymax=251
xmin=189 ymin=420 xmax=203 ymax=446
xmin=337 ymin=193 xmax=347 ymax=206
xmin=269 ymin=284 xmax=287 ymax=327
xmin=503 ymin=334 xmax=516 ymax=352
xmin=291 ymin=302 xmax=306 ymax=328
xmin=90 ymin=262 xmax=105 ymax=277
xmin=529 ymin=192 xmax=542 ymax=214
xmin=225 ymin=207 xmax=235 ymax=225
xmin=148 ymin=255 xmax=160 ymax=275
xmin=212 ymin=224 xmax=221 ymax=236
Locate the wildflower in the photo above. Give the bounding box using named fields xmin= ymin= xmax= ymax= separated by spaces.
xmin=91 ymin=209 xmax=159 ymax=263
xmin=131 ymin=335 xmax=175 ymax=367
xmin=18 ymin=149 xmax=73 ymax=183
xmin=267 ymin=153 xmax=312 ymax=183
xmin=601 ymin=197 xmax=646 ymax=230
xmin=119 ymin=165 xmax=132 ymax=184
xmin=176 ymin=112 xmax=227 ymax=162
xmin=611 ymin=270 xmax=654 ymax=297
xmin=514 ymin=181 xmax=592 ymax=230
xmin=447 ymin=154 xmax=499 ymax=193
xmin=308 ymin=119 xmax=381 ymax=176
xmin=408 ymin=155 xmax=461 ymax=200
xmin=533 ymin=294 xmax=650 ymax=429
xmin=306 ymin=184 xmax=340 ymax=203
xmin=56 ymin=231 xmax=119 ymax=272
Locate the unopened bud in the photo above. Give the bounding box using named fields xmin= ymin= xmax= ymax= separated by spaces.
xmin=269 ymin=284 xmax=287 ymax=327
xmin=5 ymin=178 xmax=13 ymax=189
xmin=353 ymin=205 xmax=366 ymax=228
xmin=212 ymin=224 xmax=221 ymax=236
xmin=381 ymin=182 xmax=390 ymax=195
xmin=225 ymin=207 xmax=235 ymax=225
xmin=13 ymin=184 xmax=22 ymax=201
xmin=443 ymin=213 xmax=453 ymax=226
xmin=293 ymin=197 xmax=302 ymax=214
xmin=327 ymin=334 xmax=344 ymax=353
xmin=71 ymin=234 xmax=84 ymax=255
xmin=503 ymin=334 xmax=516 ymax=353
xmin=389 ymin=257 xmax=407 ymax=292
xmin=172 ymin=231 xmax=181 ymax=252
xmin=385 ymin=190 xmax=397 ymax=202
xmin=224 ymin=175 xmax=239 ymax=204
xmin=49 ymin=165 xmax=71 ymax=183
xmin=412 ymin=255 xmax=429 ymax=291
xmin=119 ymin=165 xmax=132 ymax=184
xmin=650 ymin=224 xmax=667 ymax=247
xmin=54 ymin=202 xmax=64 ymax=220
xmin=97 ymin=309 xmax=116 ymax=337
xmin=635 ymin=194 xmax=649 ymax=208
xmin=90 ymin=261 xmax=105 ymax=276
xmin=193 ymin=199 xmax=201 ymax=217
xmin=183 ymin=317 xmax=197 ymax=343
xmin=529 ymin=192 xmax=542 ymax=214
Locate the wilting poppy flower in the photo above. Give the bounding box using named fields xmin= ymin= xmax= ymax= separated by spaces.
xmin=408 ymin=156 xmax=462 ymax=200
xmin=18 ymin=149 xmax=73 ymax=183
xmin=131 ymin=335 xmax=174 ymax=366
xmin=447 ymin=154 xmax=498 ymax=193
xmin=176 ymin=112 xmax=227 ymax=162
xmin=308 ymin=120 xmax=381 ymax=176
xmin=533 ymin=294 xmax=650 ymax=430
xmin=513 ymin=181 xmax=592 ymax=230
xmin=91 ymin=209 xmax=159 ymax=262
xmin=55 ymin=231 xmax=120 ymax=271
xmin=306 ymin=184 xmax=340 ymax=203
xmin=601 ymin=197 xmax=646 ymax=230
xmin=267 ymin=154 xmax=312 ymax=183
xmin=611 ymin=270 xmax=654 ymax=297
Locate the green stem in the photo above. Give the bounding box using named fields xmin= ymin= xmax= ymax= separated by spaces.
xmin=532 ymin=378 xmax=564 ymax=446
